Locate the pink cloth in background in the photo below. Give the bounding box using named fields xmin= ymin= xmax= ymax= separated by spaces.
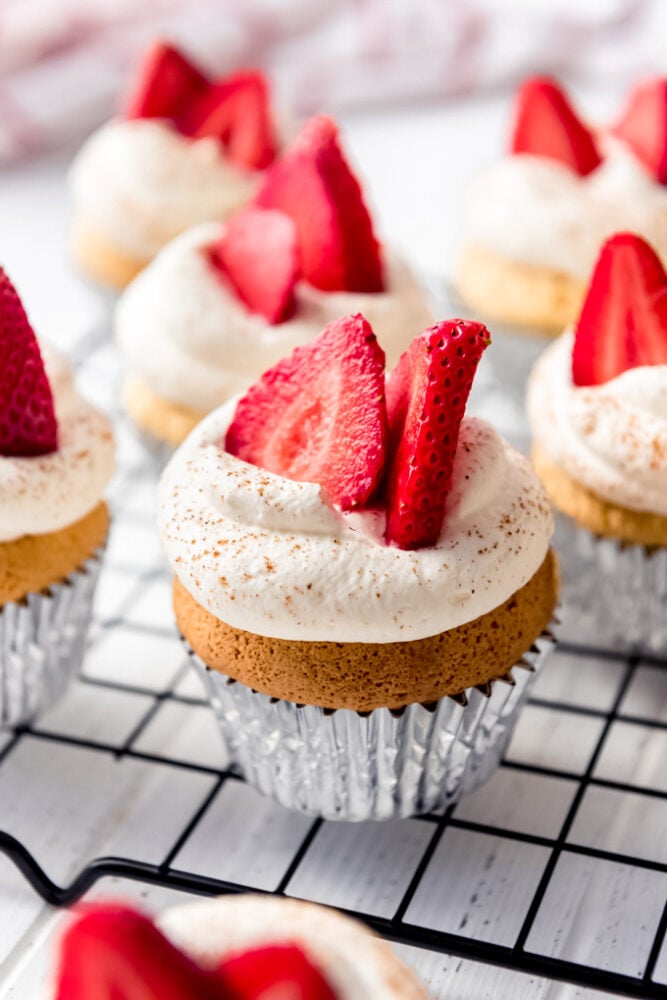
xmin=0 ymin=0 xmax=664 ymax=164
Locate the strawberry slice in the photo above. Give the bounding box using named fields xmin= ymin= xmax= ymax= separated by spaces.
xmin=124 ymin=42 xmax=210 ymax=122
xmin=184 ymin=71 xmax=277 ymax=170
xmin=384 ymin=321 xmax=490 ymax=550
xmin=54 ymin=904 xmax=227 ymax=1000
xmin=209 ymin=207 xmax=298 ymax=322
xmin=510 ymin=76 xmax=602 ymax=176
xmin=572 ymin=232 xmax=667 ymax=386
xmin=218 ymin=945 xmax=337 ymax=999
xmin=0 ymin=269 xmax=57 ymax=457
xmin=225 ymin=313 xmax=387 ymax=510
xmin=255 ymin=115 xmax=384 ymax=293
xmin=614 ymin=77 xmax=667 ymax=185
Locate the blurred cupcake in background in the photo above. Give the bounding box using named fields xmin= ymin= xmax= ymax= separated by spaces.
xmin=69 ymin=41 xmax=281 ymax=290
xmin=116 ymin=115 xmax=433 ymax=455
xmin=528 ymin=232 xmax=667 ymax=655
xmin=0 ymin=270 xmax=114 ymax=727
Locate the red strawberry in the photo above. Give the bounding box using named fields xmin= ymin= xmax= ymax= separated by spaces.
xmin=184 ymin=71 xmax=277 ymax=170
xmin=225 ymin=313 xmax=387 ymax=510
xmin=218 ymin=945 xmax=337 ymax=1000
xmin=572 ymin=233 xmax=667 ymax=387
xmin=54 ymin=904 xmax=227 ymax=1000
xmin=614 ymin=77 xmax=667 ymax=185
xmin=208 ymin=207 xmax=298 ymax=323
xmin=124 ymin=42 xmax=210 ymax=122
xmin=0 ymin=270 xmax=57 ymax=457
xmin=511 ymin=77 xmax=602 ymax=177
xmin=255 ymin=115 xmax=384 ymax=293
xmin=384 ymin=321 xmax=490 ymax=550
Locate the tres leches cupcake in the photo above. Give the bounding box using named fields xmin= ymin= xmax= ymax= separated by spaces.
xmin=51 ymin=898 xmax=427 ymax=998
xmin=69 ymin=42 xmax=280 ymax=290
xmin=0 ymin=271 xmax=114 ymax=726
xmin=116 ymin=115 xmax=433 ymax=452
xmin=528 ymin=232 xmax=667 ymax=654
xmin=158 ymin=313 xmax=558 ymax=820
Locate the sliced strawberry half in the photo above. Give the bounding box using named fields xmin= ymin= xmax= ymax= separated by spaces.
xmin=572 ymin=232 xmax=667 ymax=386
xmin=124 ymin=41 xmax=210 ymax=122
xmin=0 ymin=269 xmax=57 ymax=457
xmin=614 ymin=77 xmax=667 ymax=185
xmin=255 ymin=115 xmax=384 ymax=293
xmin=384 ymin=321 xmax=491 ymax=550
xmin=510 ymin=76 xmax=602 ymax=176
xmin=209 ymin=207 xmax=298 ymax=323
xmin=225 ymin=313 xmax=387 ymax=510
xmin=54 ymin=904 xmax=227 ymax=1000
xmin=218 ymin=945 xmax=337 ymax=1000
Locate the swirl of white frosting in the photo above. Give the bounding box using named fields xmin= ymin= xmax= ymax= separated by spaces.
xmin=0 ymin=343 xmax=115 ymax=542
xmin=464 ymin=139 xmax=667 ymax=278
xmin=528 ymin=333 xmax=667 ymax=516
xmin=69 ymin=120 xmax=258 ymax=260
xmin=158 ymin=896 xmax=426 ymax=1000
xmin=115 ymin=223 xmax=434 ymax=412
xmin=157 ymin=402 xmax=552 ymax=642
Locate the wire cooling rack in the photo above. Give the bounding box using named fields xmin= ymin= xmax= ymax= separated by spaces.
xmin=1 ymin=321 xmax=667 ymax=999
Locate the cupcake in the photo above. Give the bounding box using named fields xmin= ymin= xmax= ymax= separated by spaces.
xmin=116 ymin=115 xmax=433 ymax=454
xmin=0 ymin=271 xmax=114 ymax=726
xmin=527 ymin=232 xmax=667 ymax=654
xmin=52 ymin=897 xmax=428 ymax=998
xmin=69 ymin=41 xmax=280 ymax=290
xmin=158 ymin=313 xmax=558 ymax=820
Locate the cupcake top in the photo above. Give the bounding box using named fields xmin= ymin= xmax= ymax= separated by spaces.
xmin=69 ymin=42 xmax=279 ymax=261
xmin=464 ymin=76 xmax=667 ymax=279
xmin=51 ymin=897 xmax=427 ymax=998
xmin=158 ymin=314 xmax=553 ymax=643
xmin=0 ymin=271 xmax=114 ymax=542
xmin=528 ymin=232 xmax=667 ymax=516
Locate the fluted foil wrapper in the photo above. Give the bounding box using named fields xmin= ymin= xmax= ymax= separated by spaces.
xmin=189 ymin=629 xmax=555 ymax=822
xmin=0 ymin=552 xmax=103 ymax=728
xmin=555 ymin=513 xmax=667 ymax=656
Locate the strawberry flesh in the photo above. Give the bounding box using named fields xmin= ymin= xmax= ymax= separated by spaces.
xmin=614 ymin=76 xmax=667 ymax=185
xmin=384 ymin=321 xmax=491 ymax=550
xmin=225 ymin=313 xmax=387 ymax=510
xmin=0 ymin=269 xmax=57 ymax=457
xmin=255 ymin=115 xmax=384 ymax=293
xmin=572 ymin=232 xmax=667 ymax=386
xmin=209 ymin=208 xmax=298 ymax=323
xmin=218 ymin=945 xmax=337 ymax=1000
xmin=124 ymin=42 xmax=209 ymax=122
xmin=511 ymin=76 xmax=602 ymax=176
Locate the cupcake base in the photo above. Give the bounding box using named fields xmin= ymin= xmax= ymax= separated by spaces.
xmin=124 ymin=375 xmax=205 ymax=451
xmin=69 ymin=216 xmax=149 ymax=291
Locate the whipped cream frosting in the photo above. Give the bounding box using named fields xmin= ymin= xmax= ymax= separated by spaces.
xmin=528 ymin=333 xmax=667 ymax=516
xmin=70 ymin=120 xmax=258 ymax=260
xmin=465 ymin=139 xmax=667 ymax=279
xmin=116 ymin=223 xmax=434 ymax=412
xmin=0 ymin=343 xmax=115 ymax=543
xmin=158 ymin=402 xmax=552 ymax=642
xmin=158 ymin=896 xmax=426 ymax=1000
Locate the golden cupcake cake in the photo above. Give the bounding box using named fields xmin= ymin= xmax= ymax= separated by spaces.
xmin=0 ymin=270 xmax=114 ymax=726
xmin=69 ymin=41 xmax=280 ymax=290
xmin=528 ymin=232 xmax=667 ymax=653
xmin=158 ymin=313 xmax=558 ymax=820
xmin=115 ymin=115 xmax=433 ymax=452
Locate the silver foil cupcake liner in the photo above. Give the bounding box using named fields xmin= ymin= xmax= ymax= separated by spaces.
xmin=187 ymin=627 xmax=556 ymax=822
xmin=0 ymin=552 xmax=103 ymax=728
xmin=554 ymin=513 xmax=667 ymax=656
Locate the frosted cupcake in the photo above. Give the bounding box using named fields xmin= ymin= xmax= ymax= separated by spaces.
xmin=0 ymin=271 xmax=114 ymax=726
xmin=528 ymin=232 xmax=667 ymax=654
xmin=158 ymin=313 xmax=558 ymax=820
xmin=116 ymin=115 xmax=433 ymax=452
xmin=69 ymin=42 xmax=279 ymax=290
xmin=52 ymin=898 xmax=427 ymax=998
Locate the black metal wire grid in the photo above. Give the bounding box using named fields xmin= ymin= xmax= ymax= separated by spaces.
xmin=0 ymin=324 xmax=666 ymax=999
